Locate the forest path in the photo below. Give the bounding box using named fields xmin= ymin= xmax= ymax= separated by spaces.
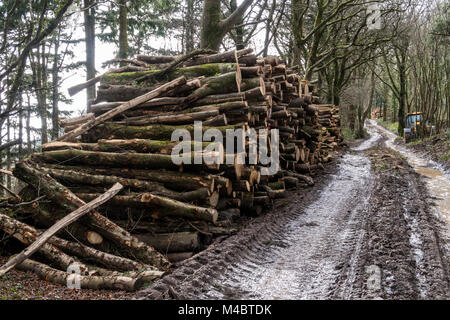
xmin=368 ymin=120 xmax=450 ymax=227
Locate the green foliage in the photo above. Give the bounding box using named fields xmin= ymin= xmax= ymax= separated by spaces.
xmin=342 ymin=128 xmax=357 ymax=141
xmin=378 ymin=120 xmax=399 ymax=133
xmin=97 ymin=0 xmax=182 ymax=56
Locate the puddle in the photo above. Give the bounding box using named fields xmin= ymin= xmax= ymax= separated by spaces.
xmin=368 ymin=120 xmax=450 ymax=225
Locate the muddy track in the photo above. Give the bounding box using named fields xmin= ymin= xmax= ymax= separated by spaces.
xmin=136 ymin=125 xmax=450 ymax=300
xmin=355 ymin=149 xmax=450 ymax=299
xmin=137 ymin=153 xmax=374 ymax=300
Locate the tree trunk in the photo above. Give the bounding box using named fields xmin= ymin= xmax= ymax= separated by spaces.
xmin=199 ymin=0 xmax=222 ymax=50
xmin=37 ymin=164 xmax=217 ymax=192
xmin=76 ymin=192 xmax=218 ymax=223
xmin=200 ymin=0 xmax=253 ymax=50
xmin=118 ymin=0 xmax=128 ymax=61
xmin=184 ymin=0 xmax=195 ymax=53
xmin=51 ymin=33 xmax=60 ymax=140
xmin=0 ymin=213 xmax=90 ymax=274
xmin=186 ymin=72 xmax=242 ymax=103
xmin=84 ymin=0 xmax=96 ymax=110
xmin=115 ymin=110 xmax=219 ymax=126
xmin=17 ymin=259 xmax=161 ymax=291
xmin=48 ymin=235 xmax=146 ymax=271
xmin=86 ymin=123 xmax=241 ymax=141
xmin=136 ymin=232 xmax=199 ymax=253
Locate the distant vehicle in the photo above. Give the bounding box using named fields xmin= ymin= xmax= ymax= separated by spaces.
xmin=403 ymin=112 xmax=435 ymax=142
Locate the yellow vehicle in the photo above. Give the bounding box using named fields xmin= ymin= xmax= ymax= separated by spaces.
xmin=403 ymin=112 xmax=435 ymax=142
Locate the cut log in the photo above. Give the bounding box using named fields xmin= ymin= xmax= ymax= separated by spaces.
xmin=43 ymin=139 xmax=216 ymax=156
xmin=284 ymin=170 xmax=314 ymax=186
xmin=67 ymin=65 xmax=150 ymax=97
xmin=114 ymin=110 xmax=220 ymax=126
xmin=136 ymin=232 xmax=199 ymax=253
xmin=191 ymin=101 xmax=248 ymax=113
xmin=38 ymin=164 xmax=216 ymax=192
xmin=186 ymin=72 xmax=242 ymax=103
xmin=58 ymin=76 xmax=187 ymax=142
xmin=183 ymin=48 xmax=252 ymax=66
xmin=0 ymin=183 xmax=123 ymax=277
xmin=34 ymin=149 xmax=221 ymax=172
xmin=34 ymin=149 xmax=181 ymax=171
xmin=76 ymin=193 xmax=218 ymax=223
xmin=17 ymin=259 xmax=162 ymax=291
xmin=77 ymin=187 xmax=215 ymax=208
xmin=203 ymin=114 xmax=228 ymax=126
xmin=13 ymin=161 xmax=171 ymax=270
xmin=0 ymin=213 xmax=91 ymax=275
xmin=87 ymin=123 xmax=242 ymax=141
xmin=137 ymin=54 xmax=177 ymax=64
xmin=60 ymin=113 xmax=95 ymax=127
xmin=90 ymin=97 xmax=186 ymax=114
xmin=103 ymin=63 xmax=237 ymax=86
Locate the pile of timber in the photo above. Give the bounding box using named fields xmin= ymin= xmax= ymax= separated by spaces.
xmin=0 ymin=49 xmax=341 ymax=291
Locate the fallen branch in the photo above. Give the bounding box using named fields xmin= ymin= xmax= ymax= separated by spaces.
xmin=0 ymin=139 xmax=21 ymax=153
xmin=68 ymin=66 xmax=149 ymax=97
xmin=0 ymin=182 xmax=20 ymax=200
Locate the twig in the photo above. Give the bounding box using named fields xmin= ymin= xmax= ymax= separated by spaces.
xmin=0 ymin=183 xmax=20 ymax=201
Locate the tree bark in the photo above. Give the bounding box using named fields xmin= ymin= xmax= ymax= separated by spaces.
xmin=200 ymin=0 xmax=254 ymax=50
xmin=0 ymin=213 xmax=91 ymax=275
xmin=118 ymin=0 xmax=128 ymax=61
xmin=13 ymin=161 xmax=171 ymax=270
xmin=186 ymin=72 xmax=243 ymax=103
xmin=115 ymin=110 xmax=220 ymax=126
xmin=86 ymin=123 xmax=241 ymax=141
xmin=84 ymin=0 xmax=96 ymax=110
xmin=17 ymin=259 xmax=162 ymax=291
xmin=136 ymin=232 xmax=199 ymax=253
xmin=0 ymin=183 xmax=123 ymax=276
xmin=37 ymin=164 xmax=217 ymax=192
xmin=79 ymin=192 xmax=218 ymax=223
xmin=58 ymin=76 xmax=187 ymax=142
xmin=36 ymin=166 xmax=213 ymax=203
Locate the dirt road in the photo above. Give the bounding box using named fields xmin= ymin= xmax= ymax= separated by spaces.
xmin=137 ymin=124 xmax=450 ymax=300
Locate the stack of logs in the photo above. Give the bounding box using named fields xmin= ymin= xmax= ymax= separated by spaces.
xmin=0 ymin=49 xmax=341 ymax=291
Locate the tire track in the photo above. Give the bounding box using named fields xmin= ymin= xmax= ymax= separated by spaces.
xmin=136 ymin=152 xmax=375 ymax=300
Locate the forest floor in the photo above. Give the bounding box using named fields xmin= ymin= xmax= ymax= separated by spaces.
xmin=136 ymin=124 xmax=450 ymax=300
xmin=0 ymin=255 xmax=136 ymax=300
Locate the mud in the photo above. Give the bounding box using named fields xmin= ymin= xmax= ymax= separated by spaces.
xmin=136 ymin=124 xmax=450 ymax=300
xmin=358 ymin=148 xmax=449 ymax=299
xmin=408 ymin=136 xmax=450 ymax=172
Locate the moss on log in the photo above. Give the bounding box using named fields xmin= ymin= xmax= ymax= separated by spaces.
xmin=86 ymin=123 xmax=242 ymax=141
xmin=101 ymin=63 xmax=237 ymax=86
